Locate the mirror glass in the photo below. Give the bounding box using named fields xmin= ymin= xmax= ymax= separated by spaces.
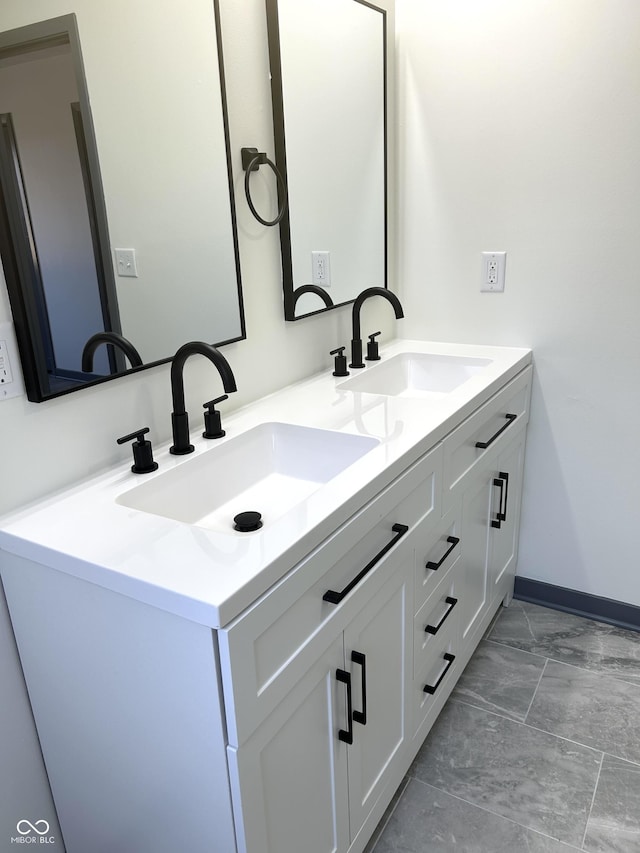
xmin=0 ymin=2 xmax=244 ymax=402
xmin=266 ymin=0 xmax=390 ymax=320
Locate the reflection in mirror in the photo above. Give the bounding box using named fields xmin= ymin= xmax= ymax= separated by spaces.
xmin=0 ymin=4 xmax=244 ymax=402
xmin=266 ymin=0 xmax=392 ymax=320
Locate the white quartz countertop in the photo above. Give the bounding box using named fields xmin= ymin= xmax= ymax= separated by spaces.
xmin=0 ymin=340 xmax=531 ymax=628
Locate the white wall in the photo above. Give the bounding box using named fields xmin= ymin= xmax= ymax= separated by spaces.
xmin=0 ymin=0 xmax=395 ymax=843
xmin=396 ymin=0 xmax=640 ymax=606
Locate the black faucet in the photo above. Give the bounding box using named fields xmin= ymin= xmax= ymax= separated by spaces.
xmin=170 ymin=342 xmax=237 ymax=455
xmin=350 ymin=287 xmax=404 ymax=368
xmin=81 ymin=332 xmax=143 ymax=372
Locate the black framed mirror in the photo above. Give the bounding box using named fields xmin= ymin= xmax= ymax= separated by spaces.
xmin=266 ymin=0 xmax=393 ymax=320
xmin=0 ymin=4 xmax=245 ymax=402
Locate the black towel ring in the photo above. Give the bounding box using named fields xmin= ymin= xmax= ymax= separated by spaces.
xmin=241 ymin=147 xmax=287 ymax=227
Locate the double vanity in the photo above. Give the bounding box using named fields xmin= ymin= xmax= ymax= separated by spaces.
xmin=0 ymin=339 xmax=532 ymax=853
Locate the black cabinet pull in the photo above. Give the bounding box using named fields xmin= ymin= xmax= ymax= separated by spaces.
xmin=475 ymin=413 xmax=517 ymax=449
xmin=424 ymin=597 xmax=458 ymax=636
xmin=423 ymin=653 xmax=456 ymax=695
xmin=351 ymin=651 xmax=367 ymax=726
xmin=491 ymin=471 xmax=510 ymax=529
xmin=323 ymin=523 xmax=409 ymax=605
xmin=336 ymin=669 xmax=353 ymax=744
xmin=497 ymin=471 xmax=509 ymax=522
xmin=425 ymin=536 xmax=460 ymax=571
xmin=492 ymin=477 xmax=504 ymax=529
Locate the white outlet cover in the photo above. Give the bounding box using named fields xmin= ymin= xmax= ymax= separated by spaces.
xmin=481 ymin=251 xmax=506 ymax=292
xmin=0 ymin=320 xmax=25 ymax=400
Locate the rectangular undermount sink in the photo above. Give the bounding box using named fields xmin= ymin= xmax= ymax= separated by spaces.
xmin=338 ymin=352 xmax=492 ymax=398
xmin=117 ymin=422 xmax=379 ymax=534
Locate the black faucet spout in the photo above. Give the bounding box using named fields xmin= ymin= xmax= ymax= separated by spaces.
xmin=170 ymin=341 xmax=237 ymax=455
xmin=81 ymin=332 xmax=143 ymax=373
xmin=350 ymin=287 xmax=404 ymax=368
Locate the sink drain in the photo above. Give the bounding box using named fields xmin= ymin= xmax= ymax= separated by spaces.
xmin=233 ymin=511 xmax=263 ymax=532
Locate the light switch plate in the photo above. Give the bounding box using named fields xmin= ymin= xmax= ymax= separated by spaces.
xmin=115 ymin=248 xmax=138 ymax=277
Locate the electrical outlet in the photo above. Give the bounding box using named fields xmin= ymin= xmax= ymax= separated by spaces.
xmin=311 ymin=251 xmax=331 ymax=287
xmin=0 ymin=321 xmax=25 ymax=400
xmin=481 ymin=251 xmax=506 ymax=292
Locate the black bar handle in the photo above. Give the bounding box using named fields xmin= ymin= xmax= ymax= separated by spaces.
xmin=336 ymin=669 xmax=353 ymax=744
xmin=491 ymin=477 xmax=504 ymax=529
xmin=323 ymin=523 xmax=409 ymax=605
xmin=426 ymin=536 xmax=460 ymax=571
xmin=351 ymin=651 xmax=367 ymax=726
xmin=424 ymin=597 xmax=458 ymax=636
xmin=475 ymin=413 xmax=517 ymax=449
xmin=423 ymin=653 xmax=456 ymax=695
xmin=497 ymin=471 xmax=510 ymax=522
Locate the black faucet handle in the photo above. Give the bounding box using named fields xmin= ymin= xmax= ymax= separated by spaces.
xmin=330 ymin=347 xmax=349 ymax=378
xmin=366 ymin=331 xmax=382 ymax=362
xmin=203 ymin=395 xmax=229 ymax=440
xmin=203 ymin=394 xmax=229 ymax=409
xmin=116 ymin=427 xmax=158 ymax=474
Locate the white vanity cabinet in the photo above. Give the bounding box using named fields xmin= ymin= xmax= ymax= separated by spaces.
xmin=220 ymin=447 xmax=442 ymax=853
xmin=0 ymin=349 xmax=533 ymax=853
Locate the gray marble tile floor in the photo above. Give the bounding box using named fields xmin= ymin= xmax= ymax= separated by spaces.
xmin=368 ymin=600 xmax=640 ymax=852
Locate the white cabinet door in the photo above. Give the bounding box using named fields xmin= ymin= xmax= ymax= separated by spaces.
xmin=228 ymin=635 xmax=350 ymax=853
xmin=460 ymin=461 xmax=493 ymax=645
xmin=489 ymin=429 xmax=526 ymax=602
xmin=344 ymin=555 xmax=412 ymax=842
xmin=460 ymin=427 xmax=527 ymax=646
xmin=228 ymin=557 xmax=412 ymax=853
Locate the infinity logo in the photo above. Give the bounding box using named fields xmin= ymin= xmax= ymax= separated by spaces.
xmin=16 ymin=820 xmax=50 ymax=836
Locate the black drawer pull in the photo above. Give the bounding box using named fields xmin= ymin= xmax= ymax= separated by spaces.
xmin=425 ymin=536 xmax=460 ymax=570
xmin=491 ymin=471 xmax=510 ymax=529
xmin=336 ymin=669 xmax=353 ymax=744
xmin=423 ymin=653 xmax=456 ymax=695
xmin=425 ymin=597 xmax=458 ymax=636
xmin=475 ymin=413 xmax=517 ymax=449
xmin=323 ymin=523 xmax=409 ymax=605
xmin=351 ymin=651 xmax=367 ymax=726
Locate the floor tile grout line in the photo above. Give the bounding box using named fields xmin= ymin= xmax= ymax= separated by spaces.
xmin=580 ymin=751 xmax=604 ymax=850
xmin=448 ymin=695 xmax=528 ymax=725
xmin=407 ymin=777 xmax=584 ymax=851
xmin=523 ymin=655 xmax=549 ymax=724
xmin=449 ymin=696 xmax=606 ymax=759
xmin=483 ymin=636 xmax=552 ymax=663
xmin=482 ymin=636 xmax=640 ymax=689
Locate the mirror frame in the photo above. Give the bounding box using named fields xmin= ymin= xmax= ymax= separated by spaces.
xmin=265 ymin=0 xmax=395 ymax=321
xmin=0 ymin=7 xmax=245 ymax=403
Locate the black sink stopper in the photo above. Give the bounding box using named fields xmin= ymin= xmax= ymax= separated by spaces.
xmin=203 ymin=395 xmax=228 ymax=439
xmin=366 ymin=331 xmax=382 ymax=361
xmin=116 ymin=427 xmax=158 ymax=474
xmin=233 ymin=511 xmax=263 ymax=532
xmin=330 ymin=346 xmax=349 ymax=377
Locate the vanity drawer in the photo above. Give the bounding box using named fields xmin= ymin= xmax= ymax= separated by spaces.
xmin=412 ymin=581 xmax=461 ymax=740
xmin=414 ymin=502 xmax=462 ymax=614
xmin=219 ymin=444 xmax=442 ymax=747
xmin=413 ymin=561 xmax=462 ymax=679
xmin=442 ymin=366 xmax=532 ymax=514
